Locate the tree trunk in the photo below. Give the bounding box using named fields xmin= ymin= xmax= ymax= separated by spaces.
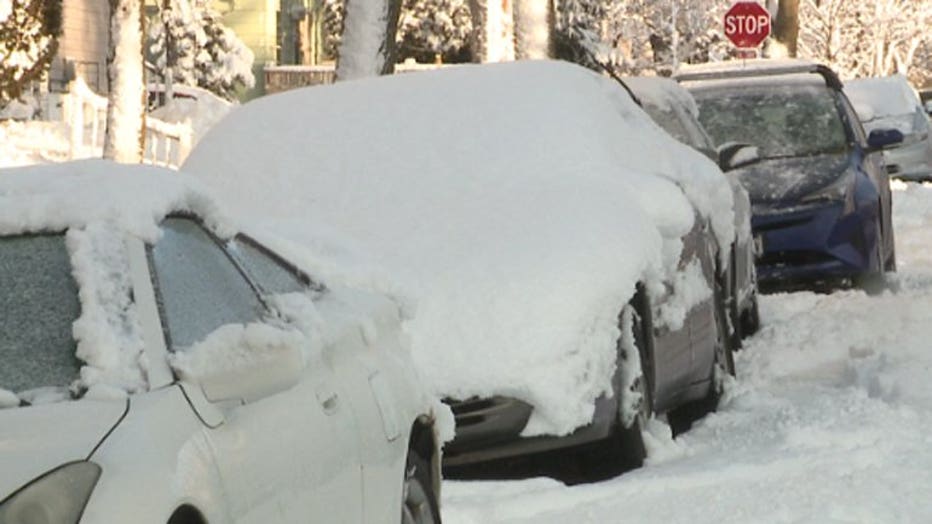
xmin=335 ymin=0 xmax=402 ymax=81
xmin=772 ymin=0 xmax=799 ymax=57
xmin=513 ymin=0 xmax=554 ymax=59
xmin=102 ymin=0 xmax=145 ymax=163
xmin=467 ymin=0 xmax=515 ymax=62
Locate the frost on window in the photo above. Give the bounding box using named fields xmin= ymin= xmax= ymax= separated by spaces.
xmin=695 ymin=85 xmax=848 ymax=159
xmin=151 ymin=218 xmax=264 ymax=350
xmin=0 ymin=235 xmax=82 ymax=393
xmin=228 ymin=238 xmax=306 ymax=296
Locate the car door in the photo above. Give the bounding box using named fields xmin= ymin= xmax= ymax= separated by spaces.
xmin=148 ymin=217 xmax=363 ymax=524
xmin=229 ymin=235 xmax=411 ymax=523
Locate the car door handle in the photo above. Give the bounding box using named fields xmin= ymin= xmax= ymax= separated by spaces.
xmin=316 ymin=389 xmax=339 ymax=415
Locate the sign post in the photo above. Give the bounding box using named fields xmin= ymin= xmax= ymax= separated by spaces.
xmin=724 ymin=1 xmax=771 ymax=54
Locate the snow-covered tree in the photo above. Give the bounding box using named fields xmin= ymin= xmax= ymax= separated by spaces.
xmin=148 ymin=0 xmax=255 ymax=101
xmin=797 ymin=0 xmax=932 ymax=82
xmin=103 ymin=0 xmax=145 ymax=162
xmin=335 ymin=0 xmax=403 ymax=80
xmin=397 ymin=0 xmax=472 ymax=62
xmin=0 ymin=0 xmax=61 ymax=108
xmin=513 ymin=0 xmax=553 ymax=59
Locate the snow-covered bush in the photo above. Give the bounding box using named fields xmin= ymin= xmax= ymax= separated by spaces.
xmin=0 ymin=0 xmax=61 ymax=110
xmin=147 ymin=0 xmax=254 ymax=101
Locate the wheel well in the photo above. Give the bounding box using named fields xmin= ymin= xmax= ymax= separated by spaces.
xmin=408 ymin=416 xmax=436 ymax=465
xmin=408 ymin=416 xmax=440 ymax=492
xmin=167 ymin=505 xmax=206 ymax=524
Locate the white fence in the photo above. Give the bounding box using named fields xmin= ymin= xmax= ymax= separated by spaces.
xmin=61 ymin=78 xmax=193 ymax=168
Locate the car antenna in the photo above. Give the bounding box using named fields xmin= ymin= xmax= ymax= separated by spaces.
xmin=554 ymin=32 xmax=642 ymax=107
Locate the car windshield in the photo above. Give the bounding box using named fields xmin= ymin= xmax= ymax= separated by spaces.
xmin=0 ymin=234 xmax=82 ymax=395
xmin=692 ymin=84 xmax=848 ymax=159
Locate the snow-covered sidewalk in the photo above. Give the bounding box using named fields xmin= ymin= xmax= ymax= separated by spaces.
xmin=442 ymin=181 xmax=932 ymax=523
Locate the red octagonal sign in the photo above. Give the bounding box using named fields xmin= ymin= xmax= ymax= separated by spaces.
xmin=724 ymin=1 xmax=771 ymax=48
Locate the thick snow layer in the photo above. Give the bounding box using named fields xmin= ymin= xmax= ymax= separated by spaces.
xmin=0 ymin=160 xmax=229 ymax=241
xmin=186 ymin=60 xmax=734 ymax=436
xmin=442 ymin=181 xmax=932 ymax=522
xmin=624 ymin=75 xmax=700 ymax=119
xmin=845 ymin=75 xmax=920 ymax=122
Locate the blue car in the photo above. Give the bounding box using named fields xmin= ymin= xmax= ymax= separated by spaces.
xmin=677 ymin=61 xmax=903 ymax=289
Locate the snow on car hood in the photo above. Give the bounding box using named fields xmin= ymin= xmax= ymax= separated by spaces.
xmin=732 ymin=153 xmax=850 ymax=205
xmin=0 ymin=399 xmax=126 ymax=499
xmin=184 ymin=60 xmax=732 ymax=436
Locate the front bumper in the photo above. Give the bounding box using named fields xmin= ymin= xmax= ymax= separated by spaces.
xmin=752 ymin=200 xmax=878 ymax=286
xmin=442 ymin=394 xmax=617 ymax=467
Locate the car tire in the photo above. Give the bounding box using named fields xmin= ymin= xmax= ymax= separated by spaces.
xmin=668 ymin=271 xmax=735 ymax=434
xmin=740 ymin=293 xmax=761 ymax=337
xmin=402 ymin=450 xmax=441 ymax=524
xmin=577 ymin=286 xmax=653 ymax=478
xmin=858 ymin=221 xmax=887 ymax=293
xmin=727 ymin=246 xmax=743 ymax=350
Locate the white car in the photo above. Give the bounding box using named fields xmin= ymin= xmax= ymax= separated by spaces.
xmin=845 ymin=74 xmax=932 ymax=181
xmin=0 ymin=161 xmax=443 ymax=524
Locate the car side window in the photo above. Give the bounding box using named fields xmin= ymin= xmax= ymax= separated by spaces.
xmin=837 ymin=92 xmax=868 ymax=146
xmin=150 ymin=218 xmax=265 ymax=349
xmin=228 ymin=237 xmax=310 ymax=295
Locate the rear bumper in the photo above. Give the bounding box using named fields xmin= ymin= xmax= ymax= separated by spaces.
xmin=442 ymin=394 xmax=617 ymax=467
xmin=752 ymin=200 xmax=878 ymax=286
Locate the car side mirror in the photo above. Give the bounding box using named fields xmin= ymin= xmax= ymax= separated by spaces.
xmin=171 ymin=325 xmax=307 ymax=405
xmin=717 ymin=142 xmax=761 ymax=171
xmin=867 ymin=128 xmax=905 ymax=151
xmin=924 ymin=100 xmax=932 ymax=116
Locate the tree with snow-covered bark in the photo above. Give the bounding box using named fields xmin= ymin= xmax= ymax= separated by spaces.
xmin=513 ymin=0 xmax=553 ymax=59
xmin=103 ymin=0 xmax=145 ymax=162
xmin=335 ymin=0 xmax=403 ymax=80
xmin=148 ymin=0 xmax=254 ymax=101
xmin=467 ymin=0 xmax=514 ymax=62
xmin=0 ymin=0 xmax=61 ymax=109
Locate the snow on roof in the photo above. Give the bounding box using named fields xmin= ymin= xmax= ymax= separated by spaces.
xmin=624 ymin=75 xmax=700 ymax=118
xmin=184 ymin=60 xmax=733 ymax=436
xmin=676 ymin=58 xmax=818 ymax=76
xmin=844 ymin=75 xmax=921 ymax=120
xmin=0 ymin=160 xmax=230 ymax=240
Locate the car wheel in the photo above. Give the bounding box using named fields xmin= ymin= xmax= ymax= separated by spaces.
xmin=858 ymin=221 xmax=886 ymax=292
xmin=577 ymin=287 xmax=653 ymax=478
xmin=740 ymin=293 xmax=761 ymax=337
xmin=727 ymin=246 xmax=743 ymax=350
xmin=402 ymin=451 xmax=440 ymax=524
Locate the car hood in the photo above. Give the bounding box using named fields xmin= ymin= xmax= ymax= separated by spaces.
xmin=0 ymin=399 xmax=127 ymax=499
xmin=733 ymin=153 xmax=850 ymax=205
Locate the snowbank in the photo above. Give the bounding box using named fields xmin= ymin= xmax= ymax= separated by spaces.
xmin=185 ymin=60 xmax=733 ymax=435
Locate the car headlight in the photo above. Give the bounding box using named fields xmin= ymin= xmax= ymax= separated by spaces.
xmin=0 ymin=462 xmax=101 ymax=524
xmin=800 ymin=172 xmax=855 ymax=213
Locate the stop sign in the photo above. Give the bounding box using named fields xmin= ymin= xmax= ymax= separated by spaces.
xmin=724 ymin=1 xmax=771 ymax=48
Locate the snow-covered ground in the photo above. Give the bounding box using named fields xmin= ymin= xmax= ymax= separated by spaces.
xmin=442 ymin=180 xmax=932 ymax=523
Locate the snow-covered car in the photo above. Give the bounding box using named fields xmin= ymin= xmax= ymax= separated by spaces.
xmin=626 ymin=76 xmax=760 ymax=341
xmin=678 ymin=60 xmax=901 ymax=289
xmin=0 ymin=161 xmax=443 ymax=524
xmin=845 ymin=74 xmax=932 ymax=182
xmin=184 ymin=60 xmax=737 ymax=474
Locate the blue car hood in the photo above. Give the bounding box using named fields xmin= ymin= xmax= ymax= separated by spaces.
xmin=734 ymin=153 xmax=850 ymax=205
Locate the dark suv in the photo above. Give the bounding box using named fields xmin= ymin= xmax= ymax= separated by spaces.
xmin=677 ymin=61 xmax=903 ymax=288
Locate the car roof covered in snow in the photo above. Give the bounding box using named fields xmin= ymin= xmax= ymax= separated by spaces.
xmin=184 ymin=60 xmax=733 ymax=436
xmin=0 ymin=160 xmax=231 ymax=240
